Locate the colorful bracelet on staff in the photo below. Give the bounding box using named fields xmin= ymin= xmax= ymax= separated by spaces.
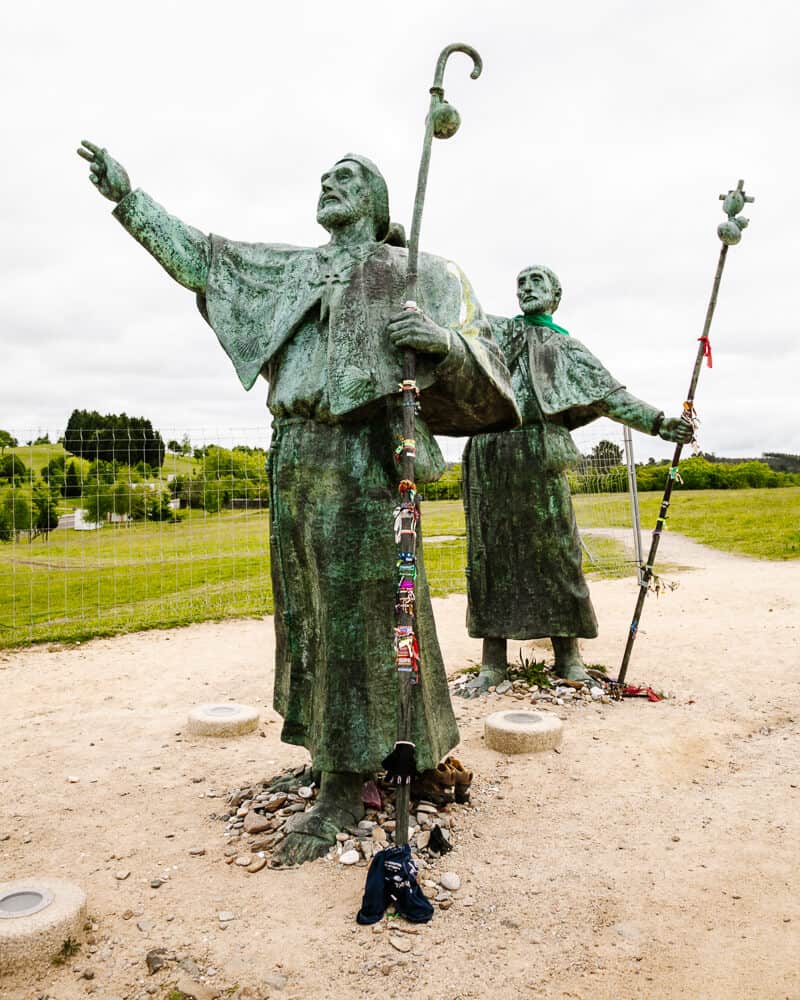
xmin=394 ymin=625 xmax=420 ymax=679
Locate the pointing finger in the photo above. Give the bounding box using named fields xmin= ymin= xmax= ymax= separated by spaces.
xmin=77 ymin=147 xmax=95 ymax=162
xmin=81 ymin=139 xmax=102 ymax=155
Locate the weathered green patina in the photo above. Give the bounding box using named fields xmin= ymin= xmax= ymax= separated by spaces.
xmin=462 ymin=265 xmax=691 ymax=691
xmin=77 ymin=140 xmax=518 ymax=860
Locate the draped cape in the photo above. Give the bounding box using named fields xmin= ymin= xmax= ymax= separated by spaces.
xmin=199 ymin=240 xmax=517 ymax=434
xmin=491 ymin=316 xmax=623 ymax=430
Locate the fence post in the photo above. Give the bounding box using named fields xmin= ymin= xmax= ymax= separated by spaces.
xmin=623 ymin=426 xmax=644 ymax=585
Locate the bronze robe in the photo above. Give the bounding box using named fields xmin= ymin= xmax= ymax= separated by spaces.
xmin=114 ymin=189 xmax=518 ymax=771
xmin=464 ymin=316 xmax=661 ymax=641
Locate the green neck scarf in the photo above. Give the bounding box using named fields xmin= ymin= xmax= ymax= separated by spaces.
xmin=518 ymin=312 xmax=570 ymax=336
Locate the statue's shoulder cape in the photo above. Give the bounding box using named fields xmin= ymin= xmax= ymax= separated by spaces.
xmin=200 ymin=239 xmax=518 ymax=434
xmin=490 ymin=316 xmax=623 ymax=430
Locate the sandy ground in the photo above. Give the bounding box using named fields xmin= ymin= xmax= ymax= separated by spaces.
xmin=1 ymin=531 xmax=799 ymax=1000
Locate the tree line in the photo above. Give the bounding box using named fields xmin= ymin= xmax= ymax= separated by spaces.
xmin=64 ymin=409 xmax=165 ymax=468
xmin=0 ymin=432 xmax=271 ymax=542
xmin=2 ymin=417 xmax=797 ymax=542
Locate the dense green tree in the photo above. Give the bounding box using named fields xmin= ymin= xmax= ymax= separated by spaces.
xmin=762 ymin=452 xmax=800 ymax=473
xmin=634 ymin=456 xmax=797 ymax=491
xmin=42 ymin=455 xmax=66 ymax=495
xmin=87 ymin=459 xmax=117 ymax=485
xmin=64 ymin=409 xmax=165 ymax=468
xmin=169 ymin=444 xmax=269 ymax=511
xmin=32 ymin=481 xmax=60 ymax=537
xmin=589 ymin=439 xmax=623 ymax=469
xmin=82 ymin=475 xmax=115 ymax=525
xmin=0 ymin=453 xmax=28 ymax=482
xmin=64 ymin=460 xmax=83 ymax=498
xmin=0 ymin=430 xmax=18 ymax=454
xmin=0 ymin=486 xmax=32 ymax=536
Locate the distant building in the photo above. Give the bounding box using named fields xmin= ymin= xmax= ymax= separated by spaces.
xmin=73 ymin=508 xmax=102 ymax=531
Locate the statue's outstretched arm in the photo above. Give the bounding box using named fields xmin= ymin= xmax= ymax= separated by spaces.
xmin=599 ymin=388 xmax=692 ymax=443
xmin=77 ymin=140 xmax=210 ymax=293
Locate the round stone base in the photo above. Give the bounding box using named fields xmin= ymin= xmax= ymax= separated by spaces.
xmin=484 ymin=710 xmax=563 ymax=754
xmin=187 ymin=703 xmax=260 ymax=737
xmin=0 ymin=878 xmax=87 ymax=975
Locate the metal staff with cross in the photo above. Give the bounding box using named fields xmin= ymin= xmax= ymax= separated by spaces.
xmin=616 ymin=179 xmax=755 ymax=687
xmin=382 ymin=43 xmax=482 ymax=849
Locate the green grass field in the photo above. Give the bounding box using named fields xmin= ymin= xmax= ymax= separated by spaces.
xmin=7 ymin=442 xmax=68 ymax=474
xmin=0 ymin=509 xmax=272 ymax=648
xmin=1 ymin=488 xmax=796 ymax=649
xmin=422 ymin=488 xmax=800 ymax=560
xmin=7 ymin=442 xmax=199 ymax=479
xmin=578 ymin=487 xmax=800 ymax=560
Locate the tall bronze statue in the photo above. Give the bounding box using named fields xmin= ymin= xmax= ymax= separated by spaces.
xmin=462 ymin=265 xmax=692 ymax=694
xmin=77 ymin=141 xmax=518 ymax=862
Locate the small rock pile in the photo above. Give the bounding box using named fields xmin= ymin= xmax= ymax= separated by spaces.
xmin=450 ymin=669 xmax=616 ymax=707
xmin=217 ymin=766 xmax=462 ymax=870
xmin=330 ymin=799 xmax=455 ymax=868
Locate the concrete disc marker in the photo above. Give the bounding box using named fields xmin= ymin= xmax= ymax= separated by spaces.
xmin=0 ymin=878 xmax=87 ymax=974
xmin=187 ymin=703 xmax=260 ymax=737
xmin=484 ymin=710 xmax=563 ymax=754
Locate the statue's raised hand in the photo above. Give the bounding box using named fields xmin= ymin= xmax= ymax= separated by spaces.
xmin=76 ymin=140 xmax=131 ymax=203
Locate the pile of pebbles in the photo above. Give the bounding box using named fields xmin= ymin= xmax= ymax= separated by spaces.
xmin=450 ymin=669 xmax=616 ymax=707
xmin=217 ymin=766 xmax=461 ymax=871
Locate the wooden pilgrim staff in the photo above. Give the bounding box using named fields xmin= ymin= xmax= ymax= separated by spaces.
xmin=617 ymin=180 xmax=755 ymax=687
xmin=381 ymin=43 xmax=483 ymax=848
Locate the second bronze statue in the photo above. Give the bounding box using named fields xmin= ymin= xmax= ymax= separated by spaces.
xmin=461 ymin=265 xmax=692 ymax=695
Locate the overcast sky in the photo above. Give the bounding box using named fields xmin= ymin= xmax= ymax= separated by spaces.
xmin=2 ymin=0 xmax=796 ymax=462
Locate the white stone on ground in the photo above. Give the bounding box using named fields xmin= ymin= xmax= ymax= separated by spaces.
xmin=439 ymin=872 xmax=461 ymax=891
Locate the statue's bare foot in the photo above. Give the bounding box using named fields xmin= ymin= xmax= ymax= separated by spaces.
xmin=551 ymin=636 xmax=595 ymax=685
xmin=271 ymin=771 xmax=364 ymax=867
xmin=458 ymin=667 xmax=506 ymax=698
xmin=554 ymin=661 xmax=595 ymax=684
xmin=265 ymin=765 xmax=315 ymax=794
xmin=272 ymin=809 xmax=354 ymax=865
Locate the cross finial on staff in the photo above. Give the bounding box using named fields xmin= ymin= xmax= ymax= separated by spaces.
xmin=718 ymin=178 xmax=754 ymax=245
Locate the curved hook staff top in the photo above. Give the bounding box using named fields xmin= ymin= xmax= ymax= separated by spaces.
xmin=432 ymin=43 xmax=483 ymax=93
xmin=406 ymin=42 xmax=483 ymax=304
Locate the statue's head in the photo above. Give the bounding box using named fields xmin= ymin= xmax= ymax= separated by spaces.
xmin=516 ymin=265 xmax=562 ymax=316
xmin=316 ymin=154 xmax=390 ymax=240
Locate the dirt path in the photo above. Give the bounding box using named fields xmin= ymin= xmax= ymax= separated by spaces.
xmin=2 ymin=532 xmax=798 ymax=1000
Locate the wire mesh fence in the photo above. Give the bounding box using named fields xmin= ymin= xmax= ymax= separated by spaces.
xmin=0 ymin=421 xmax=641 ymax=648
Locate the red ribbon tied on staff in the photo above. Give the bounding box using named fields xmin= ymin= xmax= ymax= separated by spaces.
xmin=698 ymin=335 xmax=713 ymax=368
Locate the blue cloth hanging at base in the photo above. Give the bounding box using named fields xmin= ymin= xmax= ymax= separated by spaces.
xmin=356 ymin=844 xmax=434 ymax=924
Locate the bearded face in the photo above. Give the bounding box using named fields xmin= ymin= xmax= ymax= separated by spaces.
xmin=517 ymin=268 xmax=558 ymax=315
xmin=316 ymin=161 xmax=374 ymax=233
